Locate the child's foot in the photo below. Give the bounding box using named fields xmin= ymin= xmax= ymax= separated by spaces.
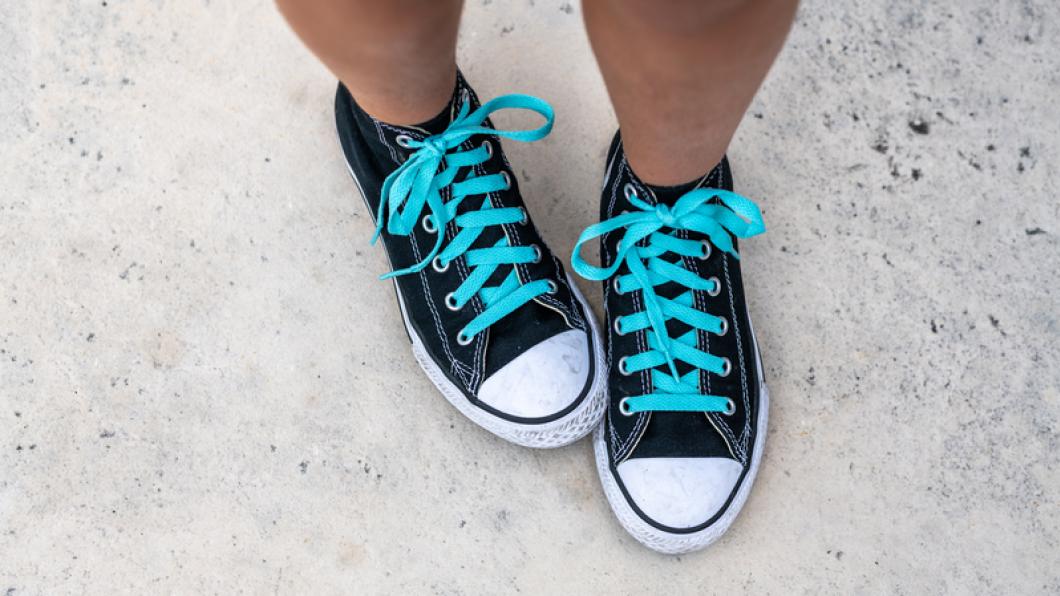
xmin=335 ymin=73 xmax=605 ymax=448
xmin=571 ymin=134 xmax=768 ymax=553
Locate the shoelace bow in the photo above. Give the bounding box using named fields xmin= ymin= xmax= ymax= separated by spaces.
xmin=373 ymin=94 xmax=556 ymax=344
xmin=571 ymin=188 xmax=765 ymax=414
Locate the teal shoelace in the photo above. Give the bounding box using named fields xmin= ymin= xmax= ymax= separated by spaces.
xmin=571 ymin=187 xmax=765 ymax=414
xmin=373 ymin=94 xmax=555 ymax=345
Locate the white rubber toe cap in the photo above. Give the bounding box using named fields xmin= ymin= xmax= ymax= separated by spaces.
xmin=477 ymin=329 xmax=590 ymax=419
xmin=616 ymin=457 xmax=743 ymax=529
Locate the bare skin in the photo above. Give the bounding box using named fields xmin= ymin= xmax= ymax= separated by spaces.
xmin=583 ymin=0 xmax=799 ymax=185
xmin=276 ymin=0 xmax=798 ymax=184
xmin=276 ymin=0 xmax=462 ymax=125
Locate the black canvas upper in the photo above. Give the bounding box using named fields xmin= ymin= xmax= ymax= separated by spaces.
xmin=598 ymin=132 xmax=764 ymax=528
xmin=334 ymin=72 xmax=593 ymax=422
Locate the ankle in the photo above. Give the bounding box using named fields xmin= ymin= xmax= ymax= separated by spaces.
xmin=349 ymin=66 xmax=457 ymax=127
xmin=622 ymin=135 xmax=728 ymax=187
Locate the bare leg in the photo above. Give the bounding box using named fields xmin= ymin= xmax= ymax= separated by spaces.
xmin=276 ymin=0 xmax=463 ymax=125
xmin=583 ymin=0 xmax=798 ymax=185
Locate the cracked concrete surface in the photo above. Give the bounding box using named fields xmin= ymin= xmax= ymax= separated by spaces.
xmin=1 ymin=0 xmax=1058 ymax=593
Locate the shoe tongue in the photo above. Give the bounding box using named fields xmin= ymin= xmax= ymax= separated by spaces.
xmin=408 ymin=100 xmax=454 ymax=136
xmin=645 ymin=178 xmax=702 ymax=207
xmin=642 ymin=158 xmax=729 ymax=206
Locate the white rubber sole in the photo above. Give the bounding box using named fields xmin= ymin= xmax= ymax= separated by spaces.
xmin=594 ymin=329 xmax=769 ymax=554
xmin=346 ymin=165 xmax=607 ymax=448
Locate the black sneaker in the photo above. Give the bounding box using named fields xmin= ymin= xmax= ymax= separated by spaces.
xmin=571 ymin=134 xmax=768 ymax=552
xmin=335 ymin=72 xmax=605 ymax=448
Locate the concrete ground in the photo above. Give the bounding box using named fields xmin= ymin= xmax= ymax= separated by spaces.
xmin=2 ymin=0 xmax=1058 ymax=593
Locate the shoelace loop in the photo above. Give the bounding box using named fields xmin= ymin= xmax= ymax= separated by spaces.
xmin=571 ymin=187 xmax=765 ymax=414
xmin=372 ymin=94 xmax=556 ymax=343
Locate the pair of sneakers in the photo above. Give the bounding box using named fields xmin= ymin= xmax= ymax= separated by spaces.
xmin=334 ymin=72 xmax=768 ymax=554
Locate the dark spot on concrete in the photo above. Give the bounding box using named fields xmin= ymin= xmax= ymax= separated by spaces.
xmin=930 ymin=320 xmax=938 ymax=333
xmin=986 ymin=144 xmax=995 ymax=151
xmin=1019 ymin=146 xmax=1031 ymax=158
xmin=270 ymin=444 xmax=277 ymax=452
xmin=99 ymin=429 xmax=115 ymax=438
xmin=299 ymin=461 xmax=308 ymax=474
xmin=495 ymin=509 xmax=511 ymax=530
xmin=1025 ymin=228 xmax=1045 ymax=236
xmin=119 ymin=262 xmax=136 ymax=280
xmin=559 ymin=2 xmax=573 ymax=14
xmin=988 ymin=315 xmax=1006 ymax=336
xmin=86 ymin=333 xmax=95 ymax=342
xmin=957 ymin=150 xmax=982 ymax=171
xmin=872 ymin=139 xmax=888 ymax=154
xmin=909 ymin=119 xmax=930 ymax=135
xmin=911 ymin=168 xmax=922 ymax=181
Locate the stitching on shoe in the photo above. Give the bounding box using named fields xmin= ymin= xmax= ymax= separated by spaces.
xmin=717 ymin=160 xmax=751 ymax=460
xmin=603 ymin=155 xmax=624 ymax=457
xmin=376 ymin=125 xmax=476 ymax=387
xmin=612 ymin=156 xmax=653 ymax=462
xmin=373 ymin=121 xmax=404 ymax=165
xmin=409 ymin=219 xmax=472 ymax=388
xmin=722 ymin=255 xmax=750 ymax=462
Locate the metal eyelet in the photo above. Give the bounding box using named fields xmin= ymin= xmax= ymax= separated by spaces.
xmin=431 ymin=256 xmax=449 ymax=273
xmin=612 ymin=277 xmax=623 ymax=295
xmin=395 ymin=134 xmax=414 ymax=148
xmin=456 ymin=330 xmax=473 ymax=346
xmin=546 ymin=280 xmax=558 ymax=295
xmin=519 ymin=208 xmax=529 ymax=225
xmin=618 ymin=356 xmax=632 ymax=376
xmin=530 ymin=244 xmax=542 ymax=263
xmin=613 ymin=316 xmax=626 ymax=336
xmin=500 ymin=171 xmax=512 ymax=190
xmin=444 ymin=292 xmax=461 ymax=311
xmin=619 ymin=397 xmax=634 ymax=417
xmin=707 ymin=276 xmax=722 ymax=297
xmin=698 ymin=240 xmax=712 ymax=260
xmin=482 ymin=139 xmax=493 ymax=158
xmin=723 ymin=398 xmax=736 ymax=416
xmin=623 ymin=183 xmax=637 ymax=202
xmin=421 ymin=214 xmax=438 ymax=234
xmin=719 ymin=357 xmax=732 ymax=377
xmin=717 ymin=317 xmax=728 ymax=337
